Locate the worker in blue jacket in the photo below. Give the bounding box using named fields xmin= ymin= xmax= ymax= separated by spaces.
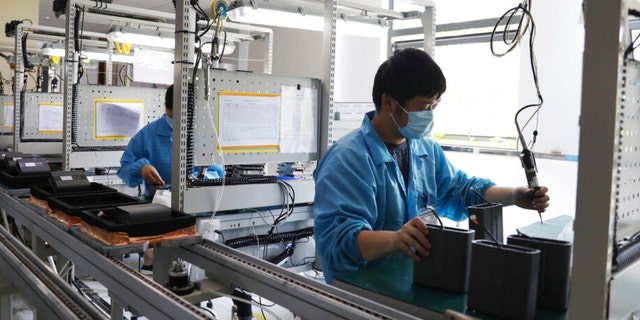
xmin=313 ymin=48 xmax=550 ymax=284
xmin=117 ymin=84 xmax=175 ymax=274
xmin=118 ymin=84 xmax=175 ymax=198
xmin=117 ymin=84 xmax=224 ymax=198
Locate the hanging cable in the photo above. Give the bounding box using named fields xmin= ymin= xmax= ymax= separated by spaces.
xmin=490 ymin=1 xmax=543 ymax=211
xmin=491 ymin=0 xmax=542 ymax=152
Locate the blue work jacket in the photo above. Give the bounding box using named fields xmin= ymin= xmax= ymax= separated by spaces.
xmin=313 ymin=111 xmax=495 ymax=284
xmin=117 ymin=114 xmax=173 ymax=197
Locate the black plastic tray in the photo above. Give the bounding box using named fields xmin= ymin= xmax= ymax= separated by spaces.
xmin=80 ymin=203 xmax=195 ymax=237
xmin=30 ymin=183 xmax=117 ymax=201
xmin=0 ymin=171 xmax=49 ymax=189
xmin=47 ymin=192 xmax=144 ymax=216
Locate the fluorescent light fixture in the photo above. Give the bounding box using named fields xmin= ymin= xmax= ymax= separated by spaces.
xmin=107 ymin=27 xmax=175 ymax=49
xmin=41 ymin=44 xmax=135 ymax=63
xmin=227 ymin=6 xmax=388 ymax=37
xmin=228 ymin=6 xmax=323 ymax=31
xmin=226 ymin=0 xmax=410 ymax=32
xmin=83 ymin=50 xmax=135 ymax=64
xmin=200 ymin=40 xmax=237 ymax=55
xmin=106 ymin=27 xmax=236 ymax=56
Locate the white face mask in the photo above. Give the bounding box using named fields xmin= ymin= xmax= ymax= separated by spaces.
xmin=390 ymin=101 xmax=434 ymax=139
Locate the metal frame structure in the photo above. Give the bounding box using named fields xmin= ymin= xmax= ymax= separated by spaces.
xmin=323 ymin=0 xmax=435 ymax=151
xmin=0 ymin=225 xmax=108 ymax=319
xmin=157 ymin=240 xmax=422 ymax=320
xmin=11 ymin=23 xmax=106 ymax=155
xmin=169 ymin=0 xmax=433 ymax=211
xmin=570 ymin=0 xmax=640 ymax=318
xmin=65 ymin=85 xmax=166 ymax=168
xmin=56 ymin=0 xmax=274 ymax=171
xmin=0 ymin=184 xmax=426 ymax=319
xmin=0 ymin=190 xmax=211 ymax=319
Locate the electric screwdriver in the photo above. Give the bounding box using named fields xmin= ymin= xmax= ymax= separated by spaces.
xmin=519 ymin=148 xmax=542 ymax=224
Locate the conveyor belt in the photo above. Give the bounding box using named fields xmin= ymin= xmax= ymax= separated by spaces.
xmin=0 ymin=191 xmax=211 ymax=320
xmin=2 ymin=187 xmax=422 ymax=319
xmin=0 ymin=225 xmax=107 ymax=319
xmin=168 ymin=240 xmax=423 ymax=320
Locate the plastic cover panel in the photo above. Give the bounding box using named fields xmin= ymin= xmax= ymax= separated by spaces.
xmin=21 ymin=92 xmax=63 ymax=141
xmin=190 ymin=69 xmax=321 ymax=165
xmin=0 ymin=95 xmax=13 ymax=135
xmin=74 ymin=85 xmax=166 ymax=148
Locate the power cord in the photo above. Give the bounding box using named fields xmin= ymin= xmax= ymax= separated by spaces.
xmin=490 ymin=0 xmax=543 ymax=152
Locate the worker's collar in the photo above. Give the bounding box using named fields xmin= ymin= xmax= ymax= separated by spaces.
xmin=165 ymin=113 xmax=173 ymax=130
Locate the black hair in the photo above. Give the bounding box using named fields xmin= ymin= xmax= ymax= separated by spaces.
xmin=165 ymin=84 xmax=174 ymax=110
xmin=372 ymin=48 xmax=446 ymax=111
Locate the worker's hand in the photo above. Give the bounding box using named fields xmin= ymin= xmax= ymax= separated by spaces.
xmin=141 ymin=164 xmax=165 ymax=186
xmin=394 ymin=217 xmax=431 ymax=261
xmin=513 ymin=186 xmax=549 ymax=213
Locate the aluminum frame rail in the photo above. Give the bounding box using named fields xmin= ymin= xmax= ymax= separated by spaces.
xmin=0 ymin=224 xmax=107 ymax=320
xmin=158 ymin=240 xmax=423 ymax=320
xmin=0 ymin=191 xmax=211 ymax=320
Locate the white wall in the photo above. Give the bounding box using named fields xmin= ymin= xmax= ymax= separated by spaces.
xmin=445 ymin=151 xmax=577 ymax=240
xmin=518 ymin=0 xmax=584 ymax=156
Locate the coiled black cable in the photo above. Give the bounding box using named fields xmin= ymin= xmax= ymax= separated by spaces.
xmin=19 ymin=90 xmax=25 ymax=140
xmin=185 ymin=84 xmax=195 ymax=177
xmin=21 ymin=34 xmax=34 ymax=69
xmin=225 ymin=227 xmax=314 ymax=249
xmin=71 ymin=84 xmax=78 ymax=145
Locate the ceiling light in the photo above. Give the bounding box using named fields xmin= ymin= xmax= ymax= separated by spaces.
xmin=227 ymin=6 xmax=323 ymax=31
xmin=226 ymin=0 xmax=410 ymax=31
xmin=107 ymin=27 xmax=175 ymax=49
xmin=41 ymin=43 xmax=135 ymax=63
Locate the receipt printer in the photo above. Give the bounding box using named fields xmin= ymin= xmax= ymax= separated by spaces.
xmin=49 ymin=170 xmax=91 ymax=192
xmin=16 ymin=158 xmax=50 ymax=176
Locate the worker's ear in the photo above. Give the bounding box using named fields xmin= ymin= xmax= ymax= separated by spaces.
xmin=381 ymin=93 xmax=395 ymax=112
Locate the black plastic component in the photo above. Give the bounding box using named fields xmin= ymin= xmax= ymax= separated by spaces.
xmin=0 ymin=171 xmax=49 ymax=189
xmin=190 ymin=175 xmax=278 ymax=186
xmin=49 ymin=170 xmax=91 ymax=193
xmin=225 ymin=227 xmax=314 ymax=248
xmin=467 ymin=240 xmax=540 ymax=320
xmin=47 ymin=192 xmax=144 ymax=216
xmin=16 ymin=158 xmax=50 ymax=176
xmin=0 ymin=151 xmax=23 ymax=170
xmin=3 ymin=153 xmax=37 ymax=174
xmin=413 ymin=225 xmax=474 ymax=293
xmin=614 ymin=233 xmax=640 ymax=272
xmin=4 ymin=20 xmax=21 ymax=37
xmin=80 ymin=203 xmax=196 ymax=237
xmin=53 ymin=0 xmax=68 ymax=17
xmin=165 ymin=261 xmax=195 ymax=295
xmin=468 ymin=203 xmax=503 ymax=243
xmin=520 ymin=148 xmax=539 ymax=188
xmin=507 ymin=234 xmax=572 ymax=311
xmin=269 ymin=243 xmax=295 ymax=265
xmin=30 ymin=182 xmax=117 ymax=201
